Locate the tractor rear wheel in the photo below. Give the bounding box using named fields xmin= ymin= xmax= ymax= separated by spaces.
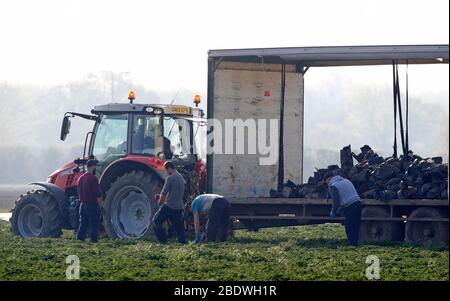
xmin=359 ymin=206 xmax=403 ymax=242
xmin=405 ymin=207 xmax=448 ymax=245
xmin=103 ymin=171 xmax=162 ymax=239
xmin=10 ymin=190 xmax=62 ymax=238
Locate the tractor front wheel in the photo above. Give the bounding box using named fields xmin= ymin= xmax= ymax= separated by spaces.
xmin=103 ymin=171 xmax=162 ymax=239
xmin=10 ymin=190 xmax=62 ymax=238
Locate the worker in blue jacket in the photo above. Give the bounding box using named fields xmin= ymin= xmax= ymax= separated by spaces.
xmin=325 ymin=172 xmax=362 ymax=246
xmin=191 ymin=194 xmax=231 ymax=243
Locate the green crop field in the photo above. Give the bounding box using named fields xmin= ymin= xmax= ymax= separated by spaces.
xmin=0 ymin=221 xmax=448 ymax=281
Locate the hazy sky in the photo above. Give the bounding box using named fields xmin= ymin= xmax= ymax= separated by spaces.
xmin=0 ymin=0 xmax=448 ymax=94
xmin=0 ymin=0 xmax=448 ymax=184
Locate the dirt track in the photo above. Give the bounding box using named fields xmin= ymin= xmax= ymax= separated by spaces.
xmin=0 ymin=185 xmax=30 ymax=210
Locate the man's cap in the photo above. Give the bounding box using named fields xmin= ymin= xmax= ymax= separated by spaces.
xmin=164 ymin=161 xmax=176 ymax=170
xmin=323 ymin=171 xmax=336 ymax=180
xmin=86 ymin=159 xmax=100 ymax=167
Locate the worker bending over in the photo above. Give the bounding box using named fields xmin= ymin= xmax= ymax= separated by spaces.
xmin=153 ymin=161 xmax=187 ymax=244
xmin=325 ymin=172 xmax=362 ymax=246
xmin=191 ymin=194 xmax=231 ymax=243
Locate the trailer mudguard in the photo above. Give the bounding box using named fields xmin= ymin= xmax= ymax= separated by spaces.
xmin=30 ymin=182 xmax=71 ymax=228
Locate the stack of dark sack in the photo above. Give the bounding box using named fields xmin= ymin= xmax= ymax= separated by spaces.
xmin=270 ymin=145 xmax=448 ymax=201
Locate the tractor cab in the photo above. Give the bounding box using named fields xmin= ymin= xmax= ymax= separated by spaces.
xmin=88 ymin=102 xmax=202 ymax=172
xmin=60 ymin=92 xmax=205 ymax=178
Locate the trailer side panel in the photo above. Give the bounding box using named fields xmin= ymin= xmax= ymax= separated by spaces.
xmin=210 ymin=62 xmax=304 ymax=197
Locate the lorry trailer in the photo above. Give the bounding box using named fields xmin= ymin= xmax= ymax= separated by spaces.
xmin=206 ymin=44 xmax=449 ymax=245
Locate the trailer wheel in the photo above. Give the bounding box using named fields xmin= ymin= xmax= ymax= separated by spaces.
xmin=405 ymin=207 xmax=448 ymax=245
xmin=359 ymin=206 xmax=403 ymax=242
xmin=103 ymin=171 xmax=162 ymax=239
xmin=10 ymin=190 xmax=62 ymax=238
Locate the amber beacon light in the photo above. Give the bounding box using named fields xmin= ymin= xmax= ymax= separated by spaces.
xmin=194 ymin=94 xmax=201 ymax=107
xmin=128 ymin=90 xmax=136 ymax=103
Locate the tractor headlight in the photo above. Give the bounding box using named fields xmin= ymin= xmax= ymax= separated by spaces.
xmin=145 ymin=107 xmax=154 ymax=113
xmin=153 ymin=108 xmax=163 ymax=115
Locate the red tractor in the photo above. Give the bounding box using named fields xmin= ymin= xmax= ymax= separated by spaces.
xmin=10 ymin=92 xmax=207 ymax=239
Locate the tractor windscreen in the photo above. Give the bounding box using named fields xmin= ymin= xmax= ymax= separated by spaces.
xmin=92 ymin=114 xmax=129 ymax=162
xmin=131 ymin=115 xmax=163 ymax=156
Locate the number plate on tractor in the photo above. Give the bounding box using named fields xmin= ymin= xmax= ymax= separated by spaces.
xmin=170 ymin=105 xmax=192 ymax=115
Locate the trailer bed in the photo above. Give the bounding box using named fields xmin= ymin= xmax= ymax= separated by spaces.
xmin=228 ymin=197 xmax=449 ymax=244
xmin=229 ymin=197 xmax=449 ymax=206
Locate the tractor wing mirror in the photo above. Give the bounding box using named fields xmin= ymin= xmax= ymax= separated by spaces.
xmin=60 ymin=116 xmax=71 ymax=141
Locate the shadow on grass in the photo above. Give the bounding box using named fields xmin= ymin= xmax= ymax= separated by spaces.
xmin=231 ymin=236 xmax=449 ymax=250
xmin=231 ymin=236 xmax=347 ymax=248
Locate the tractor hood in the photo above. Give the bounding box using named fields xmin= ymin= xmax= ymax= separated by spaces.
xmin=47 ymin=161 xmax=82 ymax=189
xmin=48 ymin=161 xmax=78 ymax=178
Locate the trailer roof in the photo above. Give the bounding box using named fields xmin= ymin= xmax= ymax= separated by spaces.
xmin=208 ymin=44 xmax=449 ymax=67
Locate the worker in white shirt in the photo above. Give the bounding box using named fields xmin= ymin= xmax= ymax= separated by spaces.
xmin=191 ymin=194 xmax=231 ymax=243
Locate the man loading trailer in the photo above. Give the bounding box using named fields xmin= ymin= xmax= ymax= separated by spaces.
xmin=191 ymin=194 xmax=231 ymax=243
xmin=325 ymin=172 xmax=362 ymax=246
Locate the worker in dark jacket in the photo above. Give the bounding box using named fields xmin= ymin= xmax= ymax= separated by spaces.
xmin=76 ymin=159 xmax=104 ymax=243
xmin=153 ymin=161 xmax=187 ymax=244
xmin=191 ymin=194 xmax=231 ymax=243
xmin=325 ymin=172 xmax=362 ymax=246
